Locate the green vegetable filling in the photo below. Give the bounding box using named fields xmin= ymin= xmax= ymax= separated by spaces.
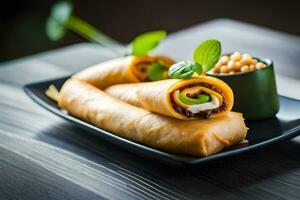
xmin=168 ymin=39 xmax=222 ymax=79
xmin=178 ymin=92 xmax=211 ymax=105
xmin=147 ymin=63 xmax=168 ymax=81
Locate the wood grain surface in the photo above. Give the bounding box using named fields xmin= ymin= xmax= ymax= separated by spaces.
xmin=0 ymin=19 xmax=300 ymax=200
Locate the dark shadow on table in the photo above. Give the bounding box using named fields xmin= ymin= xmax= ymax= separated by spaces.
xmin=35 ymin=121 xmax=300 ymax=195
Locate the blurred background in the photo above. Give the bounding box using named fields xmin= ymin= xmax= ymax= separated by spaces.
xmin=1 ymin=0 xmax=299 ymax=62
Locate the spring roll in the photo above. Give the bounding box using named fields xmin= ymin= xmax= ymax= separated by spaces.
xmin=73 ymin=55 xmax=175 ymax=89
xmin=58 ymin=78 xmax=247 ymax=157
xmin=105 ymin=76 xmax=234 ymax=120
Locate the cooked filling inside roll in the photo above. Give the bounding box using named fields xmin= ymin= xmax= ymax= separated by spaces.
xmin=170 ymin=83 xmax=227 ymax=118
xmin=133 ymin=61 xmax=155 ymax=81
xmin=132 ymin=57 xmax=175 ymax=81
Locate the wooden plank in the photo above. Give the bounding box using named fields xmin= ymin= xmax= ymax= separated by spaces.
xmin=0 ymin=19 xmax=300 ymax=199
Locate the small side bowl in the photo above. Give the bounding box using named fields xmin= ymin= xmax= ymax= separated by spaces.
xmin=207 ymin=57 xmax=279 ymax=120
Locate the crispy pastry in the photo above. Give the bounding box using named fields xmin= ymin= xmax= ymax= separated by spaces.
xmin=105 ymin=76 xmax=234 ymax=120
xmin=58 ymin=78 xmax=247 ymax=157
xmin=73 ymin=55 xmax=175 ymax=89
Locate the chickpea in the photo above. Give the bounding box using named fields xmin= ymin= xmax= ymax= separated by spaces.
xmin=213 ymin=61 xmax=222 ymax=72
xmin=215 ymin=60 xmax=222 ymax=67
xmin=242 ymin=53 xmax=253 ymax=60
xmin=220 ymin=56 xmax=229 ymax=64
xmin=212 ymin=52 xmax=266 ymax=74
xmin=241 ymin=58 xmax=251 ymax=66
xmin=235 ymin=61 xmax=242 ymax=70
xmin=250 ymin=59 xmax=258 ymax=65
xmin=241 ymin=65 xmax=250 ymax=73
xmin=227 ymin=60 xmax=236 ymax=71
xmin=249 ymin=64 xmax=256 ymax=71
xmin=230 ymin=52 xmax=241 ymax=61
xmin=256 ymin=62 xmax=266 ymax=69
xmin=220 ymin=65 xmax=229 ymax=73
xmin=240 ymin=54 xmax=252 ymax=65
xmin=240 ymin=59 xmax=248 ymax=66
xmin=213 ymin=66 xmax=221 ymax=73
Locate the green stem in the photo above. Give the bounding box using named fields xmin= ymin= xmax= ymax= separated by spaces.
xmin=66 ymin=16 xmax=125 ymax=55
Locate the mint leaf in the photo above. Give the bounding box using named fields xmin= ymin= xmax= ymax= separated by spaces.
xmin=131 ymin=30 xmax=166 ymax=56
xmin=147 ymin=64 xmax=167 ymax=81
xmin=193 ymin=39 xmax=221 ymax=72
xmin=168 ymin=61 xmax=199 ymax=79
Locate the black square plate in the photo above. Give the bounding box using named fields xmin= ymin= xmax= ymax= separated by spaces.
xmin=24 ymin=77 xmax=300 ymax=166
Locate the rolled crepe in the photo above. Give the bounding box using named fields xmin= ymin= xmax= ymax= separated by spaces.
xmin=105 ymin=76 xmax=234 ymax=120
xmin=73 ymin=55 xmax=175 ymax=89
xmin=58 ymin=78 xmax=247 ymax=157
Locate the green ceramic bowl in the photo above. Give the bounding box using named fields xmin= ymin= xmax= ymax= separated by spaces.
xmin=207 ymin=58 xmax=279 ymax=120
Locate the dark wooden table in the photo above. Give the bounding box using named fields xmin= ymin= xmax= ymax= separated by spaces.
xmin=1 ymin=19 xmax=300 ymax=200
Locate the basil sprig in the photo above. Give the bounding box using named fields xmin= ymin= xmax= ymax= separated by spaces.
xmin=168 ymin=61 xmax=201 ymax=79
xmin=168 ymin=39 xmax=222 ymax=79
xmin=130 ymin=31 xmax=166 ymax=56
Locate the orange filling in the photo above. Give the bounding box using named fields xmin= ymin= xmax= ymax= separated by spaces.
xmin=132 ymin=61 xmax=153 ymax=81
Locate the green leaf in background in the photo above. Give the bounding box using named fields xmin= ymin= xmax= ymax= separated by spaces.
xmin=193 ymin=39 xmax=221 ymax=72
xmin=46 ymin=2 xmax=166 ymax=55
xmin=46 ymin=1 xmax=124 ymax=54
xmin=168 ymin=61 xmax=197 ymax=79
xmin=147 ymin=63 xmax=167 ymax=81
xmin=46 ymin=1 xmax=73 ymax=41
xmin=131 ymin=30 xmax=166 ymax=56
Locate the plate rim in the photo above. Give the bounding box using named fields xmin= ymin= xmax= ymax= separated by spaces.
xmin=23 ymin=77 xmax=300 ymax=166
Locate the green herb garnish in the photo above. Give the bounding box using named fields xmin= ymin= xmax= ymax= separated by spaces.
xmin=193 ymin=39 xmax=221 ymax=72
xmin=147 ymin=63 xmax=167 ymax=81
xmin=168 ymin=39 xmax=222 ymax=79
xmin=46 ymin=1 xmax=124 ymax=54
xmin=130 ymin=31 xmax=166 ymax=56
xmin=46 ymin=2 xmax=169 ymax=82
xmin=46 ymin=1 xmax=72 ymax=41
xmin=168 ymin=61 xmax=201 ymax=79
xmin=46 ymin=1 xmax=166 ymax=56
